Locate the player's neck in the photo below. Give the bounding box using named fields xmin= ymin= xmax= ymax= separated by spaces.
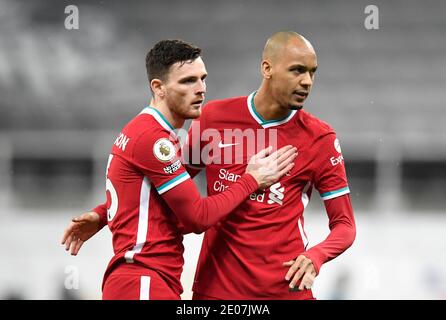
xmin=150 ymin=100 xmax=185 ymax=129
xmin=254 ymin=89 xmax=291 ymax=121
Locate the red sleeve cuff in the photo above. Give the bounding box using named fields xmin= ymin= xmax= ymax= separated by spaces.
xmin=92 ymin=204 xmax=108 ymax=230
xmin=301 ymin=250 xmax=325 ymax=275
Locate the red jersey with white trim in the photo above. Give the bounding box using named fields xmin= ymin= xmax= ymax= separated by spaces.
xmin=97 ymin=106 xmax=260 ymax=298
xmin=190 ymin=92 xmax=354 ymax=299
xmin=102 ymin=106 xmax=189 ymax=295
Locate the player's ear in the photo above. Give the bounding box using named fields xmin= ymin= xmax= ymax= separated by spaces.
xmin=261 ymin=60 xmax=272 ymax=79
xmin=150 ymin=79 xmax=165 ymax=98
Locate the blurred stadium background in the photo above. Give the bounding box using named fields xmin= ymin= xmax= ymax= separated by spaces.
xmin=1 ymin=0 xmax=445 ymax=299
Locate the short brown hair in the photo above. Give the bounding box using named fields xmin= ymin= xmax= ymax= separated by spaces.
xmin=146 ymin=39 xmax=202 ymax=83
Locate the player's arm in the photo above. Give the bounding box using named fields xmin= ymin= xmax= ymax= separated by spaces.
xmin=60 ymin=119 xmax=231 ymax=256
xmin=61 ymin=130 xmax=296 ymax=252
xmin=154 ymin=144 xmax=297 ymax=234
xmin=283 ymin=133 xmax=356 ymax=291
xmin=302 ymin=194 xmax=355 ymax=269
xmin=284 ymin=194 xmax=355 ymax=290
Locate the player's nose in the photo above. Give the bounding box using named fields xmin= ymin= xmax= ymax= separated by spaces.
xmin=196 ymin=79 xmax=206 ymax=94
xmin=300 ymin=71 xmax=313 ymax=87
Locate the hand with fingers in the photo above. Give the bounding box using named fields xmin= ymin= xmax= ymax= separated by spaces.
xmin=246 ymin=145 xmax=297 ymax=190
xmin=283 ymin=255 xmax=317 ymax=291
xmin=61 ymin=211 xmax=102 ymax=256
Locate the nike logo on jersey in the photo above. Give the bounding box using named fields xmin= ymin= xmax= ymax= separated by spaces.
xmin=218 ymin=141 xmax=239 ymax=148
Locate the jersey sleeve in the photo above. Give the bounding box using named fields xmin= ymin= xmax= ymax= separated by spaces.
xmin=90 ymin=126 xmax=191 ymax=229
xmin=312 ymin=133 xmax=350 ymax=201
xmin=133 ymin=129 xmax=191 ymax=195
xmin=301 ymin=194 xmax=356 ymax=274
xmin=92 ymin=202 xmax=108 ymax=230
xmin=134 ymin=127 xmax=259 ymax=233
xmin=161 ymin=173 xmax=259 ymax=234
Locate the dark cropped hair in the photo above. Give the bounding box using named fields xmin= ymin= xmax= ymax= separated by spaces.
xmin=146 ymin=39 xmax=202 ymax=84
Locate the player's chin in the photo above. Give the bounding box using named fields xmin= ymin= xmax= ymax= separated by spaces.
xmin=186 ymin=107 xmax=201 ymax=119
xmin=289 ymin=101 xmax=304 ymax=110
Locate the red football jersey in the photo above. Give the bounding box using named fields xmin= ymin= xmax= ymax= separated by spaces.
xmin=102 ymin=107 xmax=189 ymax=295
xmin=96 ymin=106 xmax=259 ymax=298
xmin=189 ymin=92 xmax=354 ymax=299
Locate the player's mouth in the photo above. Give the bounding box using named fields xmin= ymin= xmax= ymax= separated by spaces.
xmin=191 ymin=99 xmax=203 ymax=108
xmin=293 ymin=90 xmax=308 ymax=100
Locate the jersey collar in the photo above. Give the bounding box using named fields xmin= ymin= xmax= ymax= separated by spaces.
xmin=247 ymin=91 xmax=298 ymax=128
xmin=140 ymin=106 xmax=175 ymax=133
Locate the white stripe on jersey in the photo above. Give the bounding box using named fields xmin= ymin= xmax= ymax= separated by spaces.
xmin=298 ymin=218 xmax=309 ymax=250
xmin=320 ymin=186 xmax=350 ymax=201
xmin=106 ymin=154 xmax=113 ymax=175
xmin=139 ymin=276 xmax=151 ymax=300
xmin=157 ymin=172 xmax=190 ymax=194
xmin=301 ymin=190 xmax=309 ymax=209
xmin=140 ymin=107 xmax=175 ymax=133
xmin=125 ymin=176 xmax=150 ymax=263
xmin=298 ymin=182 xmax=311 ymax=250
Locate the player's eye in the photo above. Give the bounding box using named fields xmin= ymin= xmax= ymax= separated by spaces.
xmin=290 ymin=66 xmax=306 ymax=74
xmin=180 ymin=77 xmax=197 ymax=84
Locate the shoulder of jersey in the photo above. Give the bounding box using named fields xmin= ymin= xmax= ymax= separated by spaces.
xmin=202 ymin=96 xmax=247 ymax=116
xmin=126 ymin=112 xmax=169 ymax=139
xmin=299 ymin=109 xmax=335 ymax=137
